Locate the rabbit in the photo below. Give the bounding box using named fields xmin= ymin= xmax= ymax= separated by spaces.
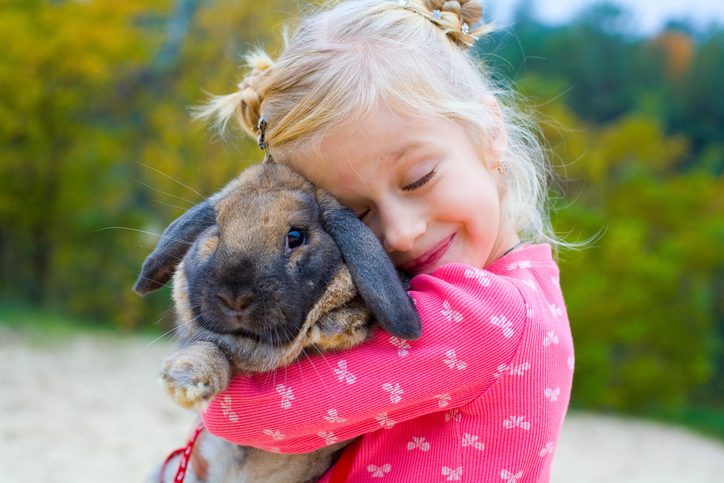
xmin=134 ymin=163 xmax=422 ymax=483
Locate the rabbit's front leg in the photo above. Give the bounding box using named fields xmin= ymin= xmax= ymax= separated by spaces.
xmin=160 ymin=341 xmax=232 ymax=410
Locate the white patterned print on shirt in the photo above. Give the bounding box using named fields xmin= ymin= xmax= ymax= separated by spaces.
xmin=334 ymin=360 xmax=356 ymax=384
xmin=442 ymin=466 xmax=463 ymax=481
xmin=275 ymin=385 xmax=294 ymax=409
xmin=388 ymin=336 xmax=411 ymax=356
xmin=464 ymin=268 xmax=491 ymax=286
xmin=501 ymin=469 xmax=523 ymax=482
xmin=506 ymin=261 xmax=532 ymax=270
xmin=540 ymin=442 xmax=554 ymax=457
xmin=220 ymin=396 xmax=238 ymax=422
xmin=445 ymin=408 xmax=462 ymax=422
xmin=375 ymin=413 xmax=396 ymax=429
xmin=545 ymin=387 xmax=560 ymax=402
xmin=493 ymin=363 xmax=509 ymax=378
xmin=407 ymin=437 xmax=431 ymax=451
xmin=434 ymin=393 xmax=451 ymax=407
xmin=523 ymin=280 xmax=537 ymax=291
xmin=367 ymin=464 xmax=391 ymax=478
xmin=503 ymin=416 xmax=530 ymax=430
xmin=525 ymin=303 xmax=534 ymax=319
xmin=317 ymin=431 xmax=338 ymax=445
xmin=462 ymin=433 xmax=485 ymax=450
xmin=510 ymin=362 xmax=531 ymax=375
xmin=490 ymin=315 xmax=514 ymax=338
xmin=443 ymin=349 xmax=467 ymax=370
xmin=324 ymin=408 xmax=347 ymax=423
xmin=543 ymin=331 xmax=559 ymax=347
xmin=549 ymin=303 xmax=562 ymax=317
xmin=494 ymin=362 xmax=531 ymax=378
xmin=262 ymin=429 xmax=284 ymax=440
xmin=441 ymin=300 xmax=463 ymax=322
xmin=382 ymin=382 xmax=403 ymax=403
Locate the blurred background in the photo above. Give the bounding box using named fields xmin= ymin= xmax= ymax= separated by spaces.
xmin=0 ymin=0 xmax=722 ymax=459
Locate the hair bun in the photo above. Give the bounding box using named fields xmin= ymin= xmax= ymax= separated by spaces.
xmin=409 ymin=0 xmax=488 ymax=50
xmin=458 ymin=0 xmax=483 ymax=26
xmin=423 ymin=0 xmax=482 ymax=26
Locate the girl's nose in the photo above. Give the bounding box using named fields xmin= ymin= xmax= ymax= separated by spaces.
xmin=379 ymin=203 xmax=426 ymax=253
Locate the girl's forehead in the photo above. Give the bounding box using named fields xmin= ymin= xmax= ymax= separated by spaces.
xmin=286 ymin=110 xmax=471 ymax=195
xmin=324 ymin=107 xmax=440 ymax=157
xmin=293 ymin=110 xmax=426 ymax=169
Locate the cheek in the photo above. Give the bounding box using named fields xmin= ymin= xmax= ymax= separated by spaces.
xmin=447 ymin=178 xmax=500 ymax=246
xmin=440 ymin=174 xmax=498 ymax=221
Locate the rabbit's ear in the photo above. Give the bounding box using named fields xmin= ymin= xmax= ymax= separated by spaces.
xmin=317 ymin=191 xmax=422 ymax=340
xmin=133 ymin=201 xmax=216 ymax=296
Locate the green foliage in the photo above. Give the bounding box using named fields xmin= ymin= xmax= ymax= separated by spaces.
xmin=0 ymin=0 xmax=299 ymax=329
xmin=487 ymin=2 xmax=724 ymax=169
xmin=522 ymin=81 xmax=724 ymax=410
xmin=483 ymin=2 xmax=724 ymax=411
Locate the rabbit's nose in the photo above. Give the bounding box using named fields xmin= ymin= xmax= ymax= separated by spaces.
xmin=217 ymin=292 xmax=254 ymax=312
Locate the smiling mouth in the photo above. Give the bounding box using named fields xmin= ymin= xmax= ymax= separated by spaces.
xmin=401 ymin=234 xmax=455 ymax=273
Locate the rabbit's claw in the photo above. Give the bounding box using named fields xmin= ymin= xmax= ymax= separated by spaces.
xmin=160 ymin=342 xmax=231 ymax=410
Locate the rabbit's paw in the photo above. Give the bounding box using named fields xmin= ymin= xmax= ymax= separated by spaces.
xmin=159 ymin=342 xmax=231 ymax=410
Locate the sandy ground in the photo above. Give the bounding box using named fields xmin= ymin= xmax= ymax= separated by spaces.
xmin=1 ymin=327 xmax=724 ymax=483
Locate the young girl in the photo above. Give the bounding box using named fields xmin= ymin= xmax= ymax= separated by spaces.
xmin=191 ymin=0 xmax=574 ymax=481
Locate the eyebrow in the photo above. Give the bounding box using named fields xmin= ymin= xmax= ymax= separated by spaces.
xmin=388 ymin=142 xmax=431 ymax=163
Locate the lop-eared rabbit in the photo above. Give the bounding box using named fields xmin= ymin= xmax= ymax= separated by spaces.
xmin=134 ymin=163 xmax=421 ymax=482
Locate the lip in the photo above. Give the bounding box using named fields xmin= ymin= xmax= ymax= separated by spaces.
xmin=401 ymin=234 xmax=455 ymax=274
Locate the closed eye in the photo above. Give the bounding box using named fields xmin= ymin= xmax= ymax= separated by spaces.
xmin=402 ymin=169 xmax=436 ymax=192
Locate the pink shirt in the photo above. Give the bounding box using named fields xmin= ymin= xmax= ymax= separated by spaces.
xmin=202 ymin=244 xmax=574 ymax=482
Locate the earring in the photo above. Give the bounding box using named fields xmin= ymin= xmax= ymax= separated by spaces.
xmin=497 ymin=160 xmax=507 ymax=175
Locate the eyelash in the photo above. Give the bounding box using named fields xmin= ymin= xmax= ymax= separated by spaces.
xmin=403 ymin=169 xmax=436 ymax=192
xmin=357 ymin=168 xmax=437 ymax=221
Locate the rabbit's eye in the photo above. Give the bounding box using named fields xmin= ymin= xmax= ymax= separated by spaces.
xmin=286 ymin=229 xmax=306 ymax=252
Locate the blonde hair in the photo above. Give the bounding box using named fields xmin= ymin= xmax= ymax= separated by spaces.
xmin=195 ymin=0 xmax=559 ymax=251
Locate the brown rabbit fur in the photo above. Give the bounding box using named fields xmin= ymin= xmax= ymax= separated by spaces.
xmin=134 ymin=163 xmax=421 ymax=483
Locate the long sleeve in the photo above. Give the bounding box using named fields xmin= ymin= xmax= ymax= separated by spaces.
xmin=201 ymin=262 xmax=528 ymax=453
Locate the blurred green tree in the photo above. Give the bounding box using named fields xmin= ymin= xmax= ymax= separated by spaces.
xmin=520 ymin=76 xmax=724 ymax=409
xmin=0 ymin=0 xmax=298 ymax=328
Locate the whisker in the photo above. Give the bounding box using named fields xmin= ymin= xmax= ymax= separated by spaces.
xmin=96 ymin=227 xmax=198 ymax=250
xmin=310 ymin=339 xmax=336 ymax=375
xmin=133 ymin=179 xmax=200 ymax=206
xmin=152 ymin=199 xmax=196 ymax=211
xmin=125 ymin=318 xmax=179 ymax=364
xmin=136 ymin=162 xmax=208 ymax=201
xmin=307 ymin=342 xmax=335 ymax=396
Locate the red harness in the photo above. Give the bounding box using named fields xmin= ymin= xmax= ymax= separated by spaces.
xmin=161 ymin=422 xmax=362 ymax=483
xmin=160 ymin=422 xmax=205 ymax=483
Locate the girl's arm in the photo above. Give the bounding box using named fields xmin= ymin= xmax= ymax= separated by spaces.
xmin=201 ymin=263 xmax=527 ymax=452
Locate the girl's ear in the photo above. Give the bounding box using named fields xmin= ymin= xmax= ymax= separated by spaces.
xmin=482 ymin=96 xmax=508 ymax=171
